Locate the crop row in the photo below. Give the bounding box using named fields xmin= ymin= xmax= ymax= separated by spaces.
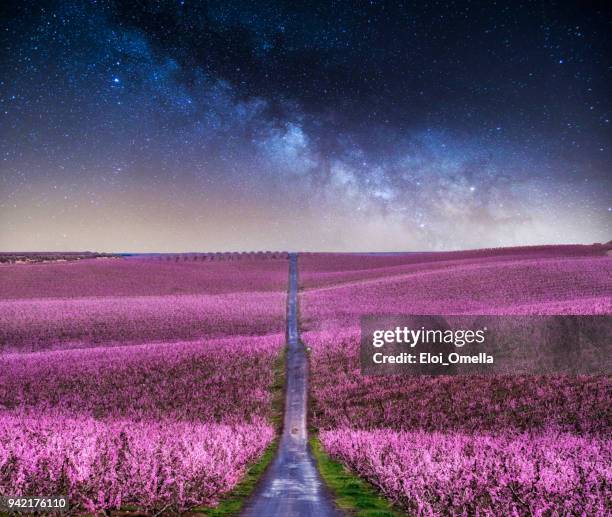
xmin=1 ymin=415 xmax=274 ymax=514
xmin=305 ymin=330 xmax=611 ymax=435
xmin=0 ymin=292 xmax=286 ymax=353
xmin=0 ymin=256 xmax=289 ymax=300
xmin=0 ymin=334 xmax=284 ymax=423
xmin=320 ymin=428 xmax=611 ymax=516
xmin=299 ymin=244 xmax=610 ymax=289
xmin=300 ymin=255 xmax=612 ymax=334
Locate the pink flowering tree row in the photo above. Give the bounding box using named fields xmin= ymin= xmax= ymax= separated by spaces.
xmin=320 ymin=428 xmax=611 ymax=516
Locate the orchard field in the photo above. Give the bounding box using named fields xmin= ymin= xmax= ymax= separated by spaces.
xmin=300 ymin=244 xmax=612 ymax=516
xmin=1 ymin=245 xmax=610 ymax=516
xmin=0 ymin=254 xmax=288 ymax=514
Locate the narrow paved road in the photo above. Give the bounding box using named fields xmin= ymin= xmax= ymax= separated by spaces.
xmin=242 ymin=253 xmax=340 ymax=517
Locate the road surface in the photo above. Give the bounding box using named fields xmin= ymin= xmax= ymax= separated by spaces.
xmin=241 ymin=253 xmax=341 ymax=517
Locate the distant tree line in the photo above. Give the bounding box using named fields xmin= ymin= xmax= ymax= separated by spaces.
xmin=0 ymin=252 xmax=119 ymax=264
xmin=156 ymin=251 xmax=290 ymax=262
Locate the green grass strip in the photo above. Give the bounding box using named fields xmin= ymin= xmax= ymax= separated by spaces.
xmin=310 ymin=436 xmax=407 ymax=517
xmin=269 ymin=347 xmax=287 ymax=431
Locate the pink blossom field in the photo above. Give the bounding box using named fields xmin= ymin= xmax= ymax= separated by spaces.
xmin=0 ymin=254 xmax=289 ymax=299
xmin=0 ymin=256 xmax=288 ymax=353
xmin=0 ymin=256 xmax=287 ymax=514
xmin=0 ymin=292 xmax=286 ymax=353
xmin=1 ymin=247 xmax=610 ymax=515
xmin=320 ymin=428 xmax=610 ymax=516
xmin=301 ymin=245 xmax=612 ymax=516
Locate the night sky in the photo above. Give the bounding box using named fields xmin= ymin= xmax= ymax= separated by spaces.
xmin=1 ymin=1 xmax=610 ymax=252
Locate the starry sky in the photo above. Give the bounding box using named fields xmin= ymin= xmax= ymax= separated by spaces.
xmin=1 ymin=0 xmax=610 ymax=252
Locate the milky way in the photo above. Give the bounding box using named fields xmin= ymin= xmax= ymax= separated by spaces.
xmin=1 ymin=1 xmax=610 ymax=251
